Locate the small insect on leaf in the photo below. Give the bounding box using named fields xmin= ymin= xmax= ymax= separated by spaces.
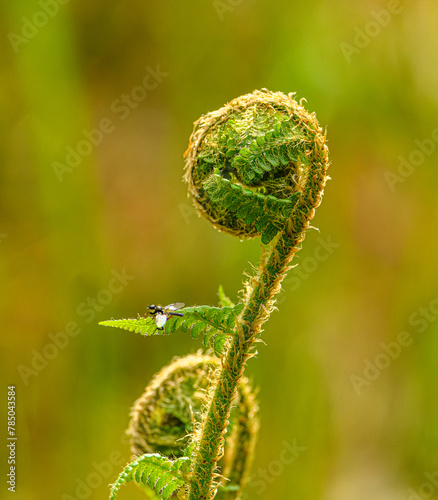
xmin=147 ymin=302 xmax=185 ymax=329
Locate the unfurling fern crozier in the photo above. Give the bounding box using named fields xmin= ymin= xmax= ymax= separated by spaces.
xmin=184 ymin=88 xmax=328 ymax=244
xmin=183 ymin=89 xmax=329 ymax=500
xmin=100 ymin=88 xmax=329 ymax=500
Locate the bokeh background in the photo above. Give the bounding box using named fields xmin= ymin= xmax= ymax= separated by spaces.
xmin=1 ymin=1 xmax=438 ymax=499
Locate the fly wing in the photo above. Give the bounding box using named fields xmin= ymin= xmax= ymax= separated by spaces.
xmin=164 ymin=302 xmax=185 ymax=312
xmin=155 ymin=313 xmax=167 ymax=329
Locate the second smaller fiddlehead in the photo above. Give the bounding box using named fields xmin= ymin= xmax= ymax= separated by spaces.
xmin=127 ymin=352 xmax=259 ymax=499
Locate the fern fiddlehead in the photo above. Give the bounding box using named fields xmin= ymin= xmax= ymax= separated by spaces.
xmin=100 ymin=88 xmax=329 ymax=500
xmin=184 ymin=89 xmax=329 ymax=499
xmin=127 ymin=353 xmax=258 ymax=499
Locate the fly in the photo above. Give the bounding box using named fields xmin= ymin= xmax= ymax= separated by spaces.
xmin=147 ymin=302 xmax=185 ymax=329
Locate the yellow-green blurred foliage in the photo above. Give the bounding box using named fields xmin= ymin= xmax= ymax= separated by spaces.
xmin=1 ymin=1 xmax=438 ymax=499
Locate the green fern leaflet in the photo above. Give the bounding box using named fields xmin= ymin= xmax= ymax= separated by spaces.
xmin=110 ymin=453 xmax=190 ymax=500
xmin=204 ymin=173 xmax=300 ymax=244
xmin=99 ymin=304 xmax=244 ymax=356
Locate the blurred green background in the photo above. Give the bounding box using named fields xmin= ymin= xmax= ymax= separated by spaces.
xmin=1 ymin=1 xmax=438 ymax=499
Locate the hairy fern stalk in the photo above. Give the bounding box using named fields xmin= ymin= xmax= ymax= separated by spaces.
xmin=100 ymin=89 xmax=329 ymax=500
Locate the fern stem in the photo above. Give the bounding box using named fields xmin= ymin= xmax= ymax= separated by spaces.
xmin=188 ymin=233 xmax=300 ymax=500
